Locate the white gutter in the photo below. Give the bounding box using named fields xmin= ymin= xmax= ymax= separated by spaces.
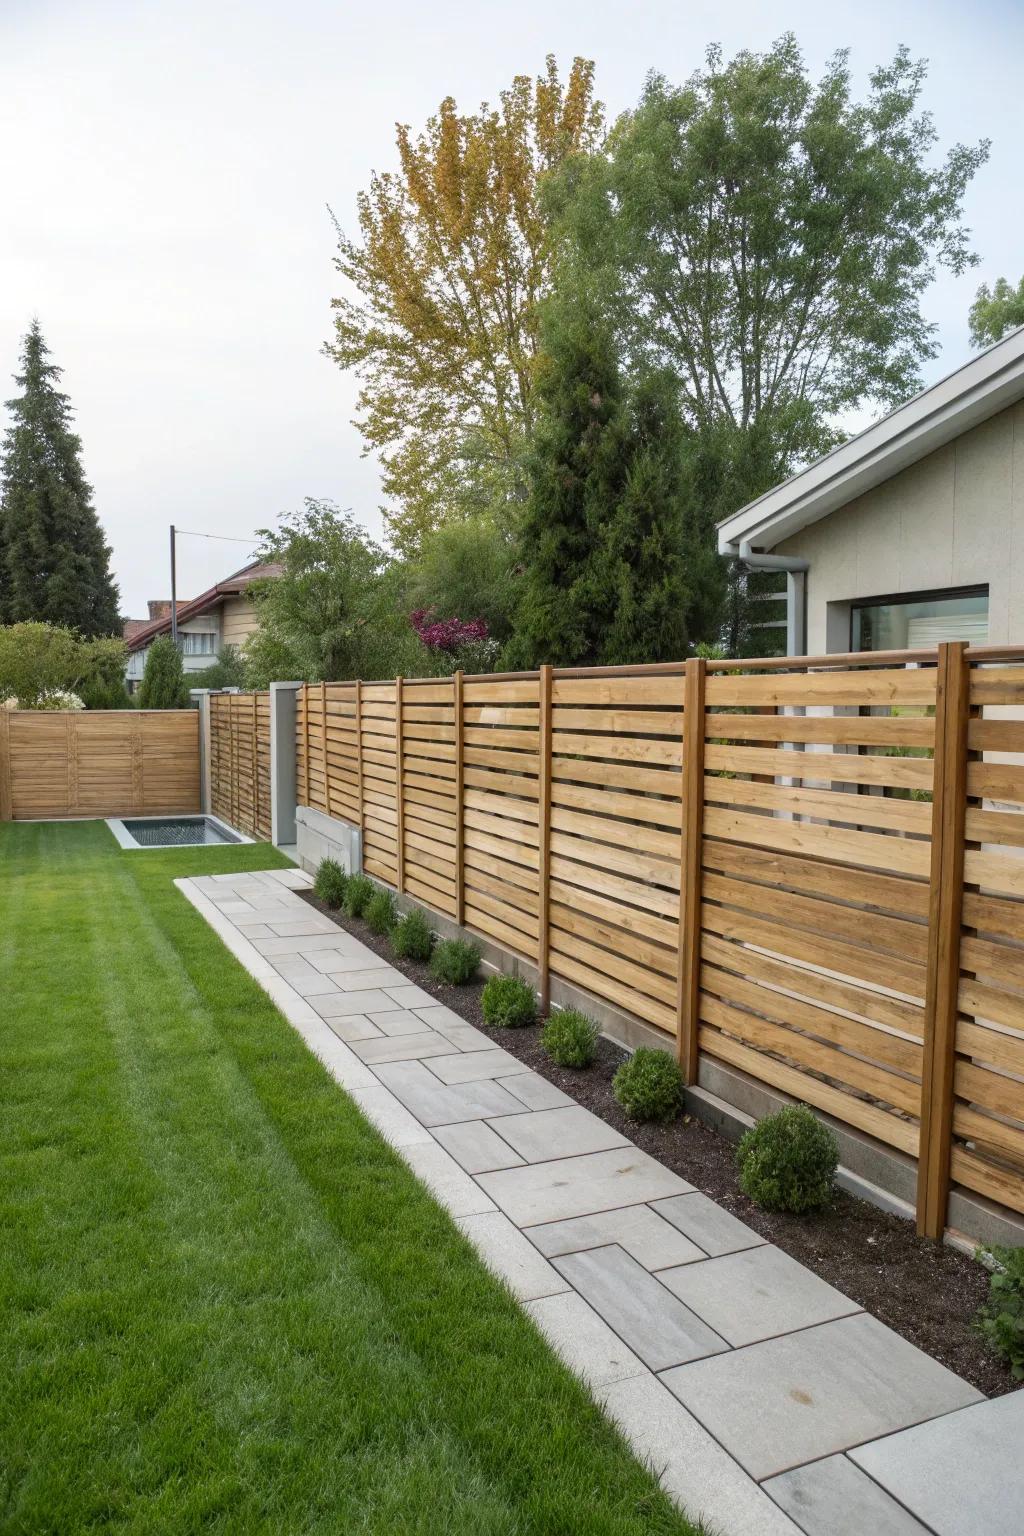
xmin=729 ymin=538 xmax=808 ymax=656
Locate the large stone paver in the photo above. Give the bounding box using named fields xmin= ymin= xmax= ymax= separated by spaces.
xmin=658 ymin=1244 xmax=860 ymax=1347
xmin=346 ymin=1029 xmax=454 ymax=1062
xmin=478 ymin=1147 xmax=693 ymax=1226
xmin=433 ymin=1119 xmax=525 ymax=1174
xmin=500 ymin=1072 xmax=574 ymax=1111
xmin=652 ymin=1192 xmax=765 ymax=1256
xmin=765 ymin=1455 xmax=932 ymax=1536
xmin=525 ymin=1291 xmax=646 ymax=1389
xmin=426 ymin=1048 xmax=527 ymax=1084
xmin=849 ymin=1391 xmax=1024 ymax=1536
xmin=373 ymin=1059 xmax=529 ymax=1126
xmin=457 ymin=1211 xmax=569 ymax=1301
xmin=487 ymin=1105 xmax=629 ymax=1163
xmin=662 ymin=1313 xmax=982 ymax=1481
xmin=552 ymin=1244 xmax=728 ymax=1370
xmin=527 ymin=1204 xmax=706 ymax=1270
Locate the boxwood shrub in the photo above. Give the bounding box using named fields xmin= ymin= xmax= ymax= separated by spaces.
xmin=482 ymin=974 xmax=536 ymax=1028
xmin=392 ymin=907 xmax=434 ymax=963
xmin=542 ymin=1009 xmax=599 ymax=1068
xmin=612 ymin=1048 xmax=683 ymax=1123
xmin=313 ymin=857 xmax=347 ymax=909
xmin=736 ymin=1105 xmax=838 ymax=1214
xmin=429 ymin=938 xmax=482 ymax=986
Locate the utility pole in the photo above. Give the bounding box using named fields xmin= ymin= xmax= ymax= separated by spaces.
xmin=169 ymin=524 xmax=178 ymax=647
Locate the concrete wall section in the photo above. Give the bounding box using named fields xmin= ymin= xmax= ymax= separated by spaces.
xmin=296 ymin=804 xmax=363 ymax=876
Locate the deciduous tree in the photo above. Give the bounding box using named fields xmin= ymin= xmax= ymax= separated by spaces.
xmin=969 ymin=276 xmax=1024 ymax=348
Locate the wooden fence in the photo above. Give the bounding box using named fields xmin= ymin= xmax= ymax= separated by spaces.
xmin=293 ymin=644 xmax=1024 ymax=1239
xmin=209 ymin=691 xmax=271 ymax=840
xmin=0 ymin=708 xmax=200 ymax=820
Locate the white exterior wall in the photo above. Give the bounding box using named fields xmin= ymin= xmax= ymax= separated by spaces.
xmin=774 ymin=399 xmax=1024 ymax=655
xmin=126 ymin=611 xmax=223 ymax=684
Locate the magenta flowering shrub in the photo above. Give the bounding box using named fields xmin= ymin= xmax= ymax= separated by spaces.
xmin=409 ymin=609 xmax=499 ymax=675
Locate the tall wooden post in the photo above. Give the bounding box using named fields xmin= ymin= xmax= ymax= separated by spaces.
xmin=677 ymin=656 xmax=707 ymax=1084
xmin=355 ymin=679 xmax=364 ymax=838
xmin=917 ymin=640 xmax=970 ymax=1239
xmin=0 ymin=708 xmax=12 ymax=821
xmin=395 ymin=676 xmax=405 ymax=892
xmin=251 ymin=692 xmax=260 ymax=835
xmin=537 ymin=665 xmax=553 ymax=1013
xmin=230 ymin=695 xmax=238 ymax=831
xmin=302 ymin=683 xmax=311 ymax=809
xmin=320 ymin=681 xmax=330 ymax=816
xmin=453 ymin=670 xmax=465 ymax=926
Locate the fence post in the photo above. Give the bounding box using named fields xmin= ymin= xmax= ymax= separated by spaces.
xmin=195 ymin=691 xmax=212 ymax=814
xmin=917 ymin=640 xmax=970 ymax=1239
xmin=229 ymin=695 xmax=238 ymax=831
xmin=269 ymin=682 xmax=300 ymax=848
xmin=0 ymin=708 xmax=11 ymax=821
xmin=319 ymin=681 xmax=330 ymax=817
xmin=537 ymin=664 xmax=553 ymax=1013
xmin=355 ymin=678 xmax=364 ymax=843
xmin=251 ymin=692 xmax=260 ymax=833
xmin=301 ymin=683 xmax=310 ymax=807
xmin=453 ymin=670 xmax=465 ymax=927
xmin=395 ymin=676 xmax=405 ymax=892
xmin=677 ymin=656 xmax=706 ymax=1084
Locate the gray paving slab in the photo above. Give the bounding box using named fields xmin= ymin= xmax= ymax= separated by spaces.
xmin=267 ymin=918 xmax=339 ymax=936
xmin=850 ymin=1390 xmax=1024 ymax=1536
xmin=478 ymin=1147 xmax=693 ymax=1226
xmin=432 ymin=1119 xmax=525 ymax=1174
xmin=252 ymin=933 xmax=362 ymax=957
xmin=373 ymin=1059 xmax=530 ymax=1126
xmin=487 ymin=1105 xmax=630 ymax=1163
xmin=310 ymin=948 xmax=382 ymax=973
xmin=552 ymin=1245 xmax=728 ymax=1371
xmin=323 ymin=1013 xmax=382 ymax=1042
xmin=500 ymin=1071 xmax=575 ymax=1111
xmin=425 ymin=1021 xmax=493 ymax=1052
xmin=426 ymin=1049 xmax=529 ymax=1084
xmin=662 ymin=1313 xmax=983 ymax=1482
xmin=658 ymin=1244 xmax=860 ymax=1347
xmin=598 ymin=1373 xmax=802 ymax=1536
xmin=527 ymin=1205 xmax=706 ymax=1270
xmin=346 ymin=1030 xmax=457 ymax=1063
xmin=346 ymin=1085 xmax=435 ymax=1149
xmin=230 ymin=921 xmax=273 ymax=938
xmin=525 ymin=1291 xmax=647 ymax=1389
xmin=412 ymin=1002 xmax=473 ymax=1032
xmin=652 ymin=1191 xmax=766 ymax=1256
xmin=366 ymin=1009 xmax=432 ymax=1037
xmin=336 ymin=966 xmax=409 ymax=991
xmin=456 ymin=1212 xmax=570 ymax=1301
xmin=386 ymin=984 xmax=437 ymax=1009
xmin=401 ymin=1142 xmax=496 ymax=1217
xmin=765 ymin=1455 xmax=932 ymax=1536
xmin=276 ymin=970 xmax=342 ymax=998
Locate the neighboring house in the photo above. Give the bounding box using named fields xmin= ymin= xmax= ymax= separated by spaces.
xmin=718 ymin=326 xmax=1024 ymax=657
xmin=123 ymin=559 xmax=281 ymax=691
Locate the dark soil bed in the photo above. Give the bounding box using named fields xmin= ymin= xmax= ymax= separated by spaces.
xmin=302 ymin=888 xmax=1018 ymax=1398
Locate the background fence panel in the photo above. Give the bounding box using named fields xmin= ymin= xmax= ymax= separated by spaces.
xmin=209 ymin=692 xmax=271 ymax=840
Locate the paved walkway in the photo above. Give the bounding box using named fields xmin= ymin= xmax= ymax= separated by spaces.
xmin=178 ymin=868 xmax=1024 ymax=1536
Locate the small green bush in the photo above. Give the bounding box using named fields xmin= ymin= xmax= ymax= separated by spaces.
xmin=974 ymin=1247 xmax=1024 ymax=1380
xmin=736 ymin=1105 xmax=838 ymax=1214
xmin=542 ymin=1009 xmax=599 ymax=1068
xmin=392 ymin=907 xmax=434 ymax=962
xmin=365 ymin=887 xmax=397 ymax=936
xmin=612 ymin=1048 xmax=683 ymax=1123
xmin=343 ymin=873 xmax=374 ymax=919
xmin=313 ymin=857 xmax=348 ymax=909
xmin=430 ymin=938 xmax=481 ymax=986
xmin=482 ymin=974 xmax=536 ymax=1029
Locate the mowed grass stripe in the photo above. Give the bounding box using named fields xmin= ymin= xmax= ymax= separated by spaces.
xmin=0 ymin=822 xmax=694 ymax=1535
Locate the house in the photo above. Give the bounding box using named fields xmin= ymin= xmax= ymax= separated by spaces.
xmin=717 ymin=326 xmax=1024 ymax=657
xmin=123 ymin=559 xmax=281 ymax=691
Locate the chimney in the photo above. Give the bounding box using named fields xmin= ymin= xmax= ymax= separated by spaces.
xmin=148 ymin=599 xmax=172 ymax=620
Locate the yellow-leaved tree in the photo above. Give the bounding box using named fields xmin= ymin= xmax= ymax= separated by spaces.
xmin=326 ymin=56 xmax=603 ymax=554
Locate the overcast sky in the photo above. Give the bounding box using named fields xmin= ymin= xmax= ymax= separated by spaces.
xmin=2 ymin=0 xmax=1022 ymax=615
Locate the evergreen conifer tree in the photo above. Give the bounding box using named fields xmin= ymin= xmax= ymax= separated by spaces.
xmin=136 ymin=635 xmax=188 ymax=709
xmin=0 ymin=321 xmax=120 ymax=635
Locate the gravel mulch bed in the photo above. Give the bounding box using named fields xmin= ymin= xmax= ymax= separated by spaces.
xmin=301 ymin=888 xmax=1018 ymax=1399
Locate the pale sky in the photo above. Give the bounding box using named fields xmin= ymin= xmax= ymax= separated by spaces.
xmin=2 ymin=0 xmax=1022 ymax=615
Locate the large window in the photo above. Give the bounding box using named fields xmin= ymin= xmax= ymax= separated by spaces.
xmin=181 ymin=631 xmax=217 ymax=656
xmin=851 ymin=587 xmax=988 ymax=652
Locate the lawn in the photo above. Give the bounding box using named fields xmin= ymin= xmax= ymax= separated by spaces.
xmin=0 ymin=821 xmax=695 ymax=1535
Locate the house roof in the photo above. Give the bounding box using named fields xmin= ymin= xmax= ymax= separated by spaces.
xmin=124 ymin=559 xmax=282 ymax=653
xmin=717 ymin=325 xmax=1024 ymax=556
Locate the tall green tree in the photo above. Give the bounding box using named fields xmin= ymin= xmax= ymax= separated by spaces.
xmin=969 ymin=276 xmax=1024 ymax=347
xmin=508 ymin=306 xmax=691 ymax=668
xmin=0 ymin=322 xmax=120 ymax=635
xmin=552 ymin=36 xmax=989 ymax=539
xmin=137 ymin=635 xmax=188 ymax=709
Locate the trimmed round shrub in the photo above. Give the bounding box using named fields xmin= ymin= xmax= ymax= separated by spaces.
xmin=392 ymin=907 xmax=434 ymax=963
xmin=429 ymin=938 xmax=482 ymax=986
xmin=482 ymin=974 xmax=536 ymax=1029
xmin=343 ymin=873 xmax=374 ymax=919
xmin=736 ymin=1105 xmax=839 ymax=1214
xmin=313 ymin=857 xmax=348 ymax=909
xmin=365 ymin=887 xmax=397 ymax=936
xmin=974 ymin=1246 xmax=1024 ymax=1381
xmin=542 ymin=1009 xmax=599 ymax=1068
xmin=612 ymin=1048 xmax=683 ymax=1123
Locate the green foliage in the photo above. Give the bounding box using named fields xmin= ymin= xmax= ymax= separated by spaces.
xmin=365 ymin=887 xmax=398 ymax=936
xmin=245 ymin=500 xmax=421 ymax=685
xmin=612 ymin=1048 xmax=683 ymax=1123
xmin=0 ymin=622 xmax=128 ymax=708
xmin=136 ymin=635 xmax=188 ymax=709
xmin=405 ymin=517 xmax=518 ymax=645
xmin=481 ymin=974 xmax=536 ymax=1029
xmin=0 ymin=321 xmax=120 ymax=634
xmin=391 ymin=907 xmax=434 ymax=963
xmin=542 ymin=1009 xmax=599 ymax=1067
xmin=736 ymin=1105 xmax=838 ymax=1214
xmin=974 ymin=1247 xmax=1024 ymax=1380
xmin=429 ymin=938 xmax=482 ymax=986
xmin=969 ymin=276 xmax=1024 ymax=348
xmin=507 ymin=306 xmax=692 ymax=668
xmin=313 ymin=858 xmax=348 ymax=909
xmin=343 ymin=873 xmax=374 ymax=919
xmin=190 ymin=645 xmax=247 ymax=691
